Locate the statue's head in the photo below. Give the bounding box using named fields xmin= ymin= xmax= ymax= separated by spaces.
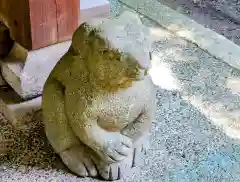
xmin=71 ymin=11 xmax=152 ymax=88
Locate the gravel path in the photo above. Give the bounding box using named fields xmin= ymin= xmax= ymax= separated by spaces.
xmin=1 ymin=1 xmax=240 ymax=181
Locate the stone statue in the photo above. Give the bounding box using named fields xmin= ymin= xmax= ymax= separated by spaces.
xmin=42 ymin=11 xmax=156 ymax=180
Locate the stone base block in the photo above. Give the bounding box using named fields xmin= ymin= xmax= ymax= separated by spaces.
xmin=8 ymin=96 xmax=42 ymax=120
xmin=1 ymin=41 xmax=71 ymax=99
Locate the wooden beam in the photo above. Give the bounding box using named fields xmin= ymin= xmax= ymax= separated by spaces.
xmin=0 ymin=0 xmax=33 ymax=50
xmin=56 ymin=0 xmax=80 ymax=42
xmin=0 ymin=0 xmax=79 ymax=50
xmin=29 ymin=0 xmax=58 ymax=50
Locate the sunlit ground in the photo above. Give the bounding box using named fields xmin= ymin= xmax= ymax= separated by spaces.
xmin=150 ymin=53 xmax=240 ymax=140
xmin=149 ymin=54 xmax=180 ymax=91
xmin=148 ymin=26 xmax=240 ymax=140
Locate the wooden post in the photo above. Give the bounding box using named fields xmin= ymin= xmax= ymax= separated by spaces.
xmin=56 ymin=0 xmax=80 ymax=42
xmin=0 ymin=0 xmax=80 ymax=51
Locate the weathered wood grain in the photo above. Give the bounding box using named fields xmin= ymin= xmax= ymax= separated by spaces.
xmin=0 ymin=0 xmax=79 ymax=50
xmin=56 ymin=0 xmax=80 ymax=42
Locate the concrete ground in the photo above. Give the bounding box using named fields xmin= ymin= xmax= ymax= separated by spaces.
xmin=1 ymin=0 xmax=240 ymax=181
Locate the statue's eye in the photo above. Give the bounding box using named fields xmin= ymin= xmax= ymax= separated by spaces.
xmin=115 ymin=52 xmax=122 ymax=61
xmin=89 ymin=29 xmax=97 ymax=37
xmin=101 ymin=49 xmax=108 ymax=55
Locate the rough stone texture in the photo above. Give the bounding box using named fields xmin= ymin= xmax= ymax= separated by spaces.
xmin=1 ymin=3 xmax=240 ymax=181
xmin=42 ymin=11 xmax=155 ymax=181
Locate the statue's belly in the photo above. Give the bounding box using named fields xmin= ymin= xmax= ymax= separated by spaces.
xmin=64 ymin=88 xmax=143 ymax=131
xmin=96 ymin=96 xmax=144 ymax=132
xmin=95 ymin=80 xmax=151 ymax=131
xmin=65 ymin=76 xmax=153 ymax=132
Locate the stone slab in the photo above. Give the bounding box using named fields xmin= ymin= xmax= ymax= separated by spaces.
xmin=8 ymin=96 xmax=42 ymax=124
xmin=119 ymin=0 xmax=240 ymax=72
xmin=80 ymin=0 xmax=110 ymax=23
xmin=1 ymin=41 xmax=71 ymax=99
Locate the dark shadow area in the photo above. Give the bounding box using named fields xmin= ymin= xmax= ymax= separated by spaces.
xmin=158 ymin=0 xmax=240 ymax=45
xmin=0 ymin=111 xmax=66 ymax=171
xmin=0 ymin=22 xmax=14 ymax=59
xmin=0 ymin=86 xmax=23 ymax=104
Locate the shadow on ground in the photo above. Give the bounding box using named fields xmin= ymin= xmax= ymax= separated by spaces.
xmin=0 ymin=111 xmax=64 ymax=170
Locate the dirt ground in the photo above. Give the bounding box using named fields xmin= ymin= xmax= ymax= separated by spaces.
xmin=158 ymin=0 xmax=240 ymax=46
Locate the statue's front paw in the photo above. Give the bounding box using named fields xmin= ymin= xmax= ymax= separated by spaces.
xmin=97 ymin=152 xmax=133 ymax=181
xmin=96 ymin=137 xmax=150 ymax=180
xmin=100 ymin=132 xmax=133 ymax=163
xmin=132 ymin=136 xmax=150 ymax=167
xmin=60 ymin=145 xmax=98 ymax=177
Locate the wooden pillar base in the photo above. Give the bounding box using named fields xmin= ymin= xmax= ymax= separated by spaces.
xmin=0 ymin=0 xmax=80 ymax=50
